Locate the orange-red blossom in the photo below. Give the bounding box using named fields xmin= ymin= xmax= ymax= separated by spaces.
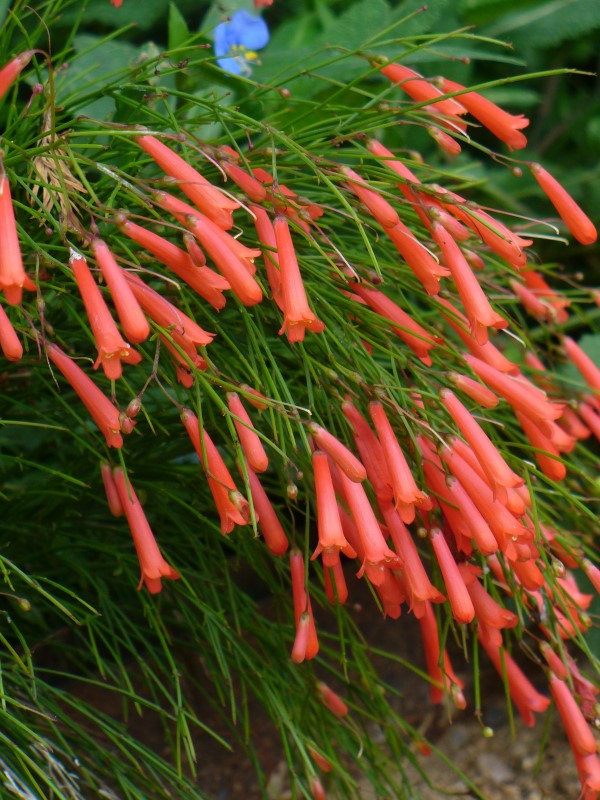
xmin=91 ymin=239 xmax=150 ymax=344
xmin=181 ymin=408 xmax=250 ymax=534
xmin=311 ymin=451 xmax=356 ymax=567
xmin=530 ymin=163 xmax=597 ymax=246
xmin=46 ymin=343 xmax=124 ymax=449
xmin=437 ymin=77 xmax=529 ymax=151
xmin=136 ymin=133 xmax=240 ymax=229
xmin=0 ymin=172 xmax=35 ymax=306
xmin=71 ymin=250 xmax=140 ymax=380
xmin=369 ymin=401 xmax=431 ymax=523
xmin=0 ymin=303 xmax=23 ymax=360
xmin=440 ymin=388 xmax=523 ymax=501
xmin=113 ymin=468 xmax=180 ymax=593
xmin=273 ymin=216 xmax=324 ymax=343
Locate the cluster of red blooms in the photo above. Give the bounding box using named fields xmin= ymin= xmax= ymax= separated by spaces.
xmin=2 ymin=48 xmax=599 ymax=798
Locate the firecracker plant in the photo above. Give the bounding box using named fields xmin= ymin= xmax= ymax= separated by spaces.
xmin=0 ymin=0 xmax=598 ymax=798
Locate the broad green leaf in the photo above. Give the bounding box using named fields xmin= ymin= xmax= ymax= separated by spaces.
xmin=169 ymin=2 xmax=190 ymax=51
xmin=62 ymin=34 xmax=141 ymax=119
xmin=485 ymin=0 xmax=600 ymax=47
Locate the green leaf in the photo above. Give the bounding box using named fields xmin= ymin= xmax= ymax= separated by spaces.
xmin=484 ymin=0 xmax=600 ymax=47
xmin=64 ymin=33 xmax=142 ymax=119
xmin=169 ymin=2 xmax=190 ymax=51
xmin=70 ymin=0 xmax=171 ymax=31
xmin=389 ymin=0 xmax=449 ymax=34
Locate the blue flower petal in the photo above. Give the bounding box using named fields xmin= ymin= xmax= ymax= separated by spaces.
xmin=228 ymin=10 xmax=270 ymax=50
xmin=214 ymin=21 xmax=235 ymax=57
xmin=216 ymin=56 xmax=243 ymax=75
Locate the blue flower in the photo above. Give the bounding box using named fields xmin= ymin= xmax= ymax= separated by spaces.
xmin=214 ymin=10 xmax=270 ymax=76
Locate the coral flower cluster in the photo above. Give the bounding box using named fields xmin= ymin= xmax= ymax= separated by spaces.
xmin=2 ymin=44 xmax=599 ymax=800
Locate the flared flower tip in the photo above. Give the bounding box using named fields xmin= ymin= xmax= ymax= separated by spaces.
xmin=530 ymin=163 xmax=597 ymax=246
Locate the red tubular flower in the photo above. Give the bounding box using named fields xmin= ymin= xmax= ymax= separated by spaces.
xmin=564 ymin=336 xmax=600 ymax=397
xmin=458 ymin=563 xmax=517 ymax=642
xmin=338 ymin=472 xmax=400 ymax=586
xmin=559 ymin=406 xmax=591 ymax=441
xmin=539 ymin=642 xmax=569 ymax=680
xmin=549 ymin=676 xmax=598 ymax=756
xmin=309 ymin=423 xmax=366 ymax=483
xmin=220 ymin=158 xmax=267 ymax=203
xmin=429 ymin=206 xmax=472 ymax=241
xmin=244 ymin=467 xmax=288 ymax=556
xmin=0 ymin=173 xmax=34 ymax=306
xmin=438 ymin=77 xmax=529 ymax=150
xmin=436 ymin=297 xmax=518 ymax=375
xmin=340 ymin=165 xmax=400 ymax=228
xmin=307 ymin=747 xmax=333 ymax=774
xmin=369 ymin=401 xmax=430 ymax=523
xmin=151 ymin=196 xmax=263 ymax=306
xmin=311 ymin=451 xmax=356 ymax=567
xmin=522 ymin=269 xmax=570 ymax=323
xmin=478 ymin=632 xmax=550 ymax=727
xmin=510 ymin=279 xmax=555 ymax=322
xmin=432 ymin=221 xmax=508 ymax=343
xmin=251 ymin=205 xmax=283 ymax=309
xmin=154 ymin=190 xmax=260 ymax=272
xmin=341 ymin=399 xmax=394 ymax=502
xmin=290 ymin=550 xmax=319 ymax=659
xmin=435 ymin=186 xmax=531 ymax=268
xmin=464 ymin=354 xmax=564 ymax=435
xmin=582 ymin=559 xmax=600 ymax=595
xmin=579 ymin=402 xmax=600 ymax=442
xmin=323 ymin=558 xmax=349 ymax=605
xmin=136 ymin=133 xmax=240 ymax=229
xmin=442 ymin=443 xmax=527 ymax=556
xmin=0 ymin=303 xmax=23 ymax=360
xmin=100 ymin=461 xmax=123 ymax=517
xmin=183 ymin=233 xmax=207 ymax=266
xmin=422 ymin=457 xmax=498 ymax=556
xmin=117 ymin=215 xmax=230 ymax=310
xmin=46 ymin=343 xmax=124 ymax=448
xmin=380 ymin=502 xmax=445 ymax=609
xmin=385 ymin=220 xmax=450 ymax=295
xmin=372 ymin=565 xmax=405 ymax=618
xmin=0 ymin=51 xmax=33 ymax=101
xmin=418 ymin=600 xmax=465 ymax=705
xmin=181 ymin=408 xmax=250 ymax=534
xmin=446 ymin=478 xmax=500 ymax=555
xmin=448 ymin=372 xmax=498 ymax=409
xmin=91 ymin=239 xmax=150 ymax=344
xmin=440 ymin=388 xmax=523 ymax=500
xmin=125 ymin=273 xmax=214 ymax=359
xmin=529 ymin=163 xmax=597 ymax=245
xmin=576 ymin=752 xmax=600 ymax=799
xmin=183 ymin=214 xmax=263 ymax=306
xmin=351 ymin=283 xmax=441 ymax=365
xmin=316 ymin=681 xmax=349 ymax=717
xmin=227 ymin=392 xmax=268 ymax=473
xmin=71 ymin=250 xmax=139 ymax=380
xmin=381 ymin=63 xmax=467 ymax=125
xmin=427 ymin=126 xmax=461 ymax=156
xmin=429 ymin=528 xmax=474 ymax=624
xmin=515 ymin=410 xmax=567 ymax=481
xmin=273 ymin=216 xmax=324 ymax=343
xmin=113 ymin=468 xmax=180 ymax=593
xmin=160 ymin=335 xmax=206 ymax=386
xmin=291 ymin=612 xmax=313 ymax=663
xmin=252 ymin=167 xmax=323 ymax=230
xmin=367 ymin=139 xmax=472 ymax=241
